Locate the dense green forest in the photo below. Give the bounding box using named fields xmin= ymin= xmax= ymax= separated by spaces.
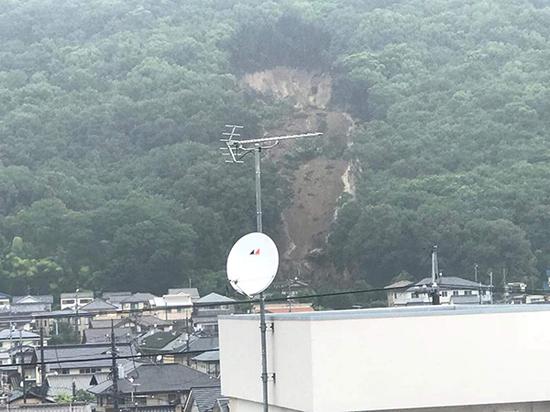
xmin=0 ymin=0 xmax=549 ymax=297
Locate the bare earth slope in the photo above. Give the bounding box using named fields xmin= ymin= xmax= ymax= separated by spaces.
xmin=241 ymin=67 xmax=355 ymax=283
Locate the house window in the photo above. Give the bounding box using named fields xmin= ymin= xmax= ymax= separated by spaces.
xmin=440 ymin=291 xmax=448 ymax=297
xmin=61 ymin=369 xmax=70 ymax=375
xmin=452 ymin=291 xmax=459 ymax=296
xmin=412 ymin=292 xmax=419 ymax=298
xmin=465 ymin=290 xmax=472 ymax=296
xmin=393 ymin=293 xmax=398 ymax=299
xmin=63 ymin=299 xmax=75 ymax=304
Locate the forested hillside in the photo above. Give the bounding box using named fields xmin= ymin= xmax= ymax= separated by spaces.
xmin=0 ymin=0 xmax=549 ymax=296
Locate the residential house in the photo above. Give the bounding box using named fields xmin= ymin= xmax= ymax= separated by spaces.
xmin=88 ymin=363 xmax=218 ymax=412
xmin=252 ymin=303 xmax=315 ymax=314
xmin=60 ymin=292 xmax=94 ymax=310
xmin=190 ymin=351 xmax=219 ymax=377
xmin=11 ymin=296 xmax=53 ymax=312
xmin=183 ymin=386 xmax=228 ymax=412
xmin=192 ymin=293 xmax=235 ymax=335
xmin=153 ymin=291 xmax=193 ymax=322
xmin=0 ymin=329 xmax=41 ymax=351
xmin=0 ymin=292 xmax=10 ymax=309
xmin=386 ymin=276 xmax=492 ymax=306
xmin=41 ymin=343 xmax=133 ymax=376
xmin=6 ymin=403 xmax=91 ymax=412
xmin=162 ymin=335 xmax=219 ymax=366
xmin=102 ymin=292 xmax=132 ymax=310
xmin=117 ymin=315 xmax=173 ymax=333
xmin=46 ymin=373 xmax=109 ymax=399
xmin=7 ymin=388 xmax=54 ymax=405
xmin=168 ymin=288 xmax=200 ymax=302
xmin=139 ymin=331 xmax=182 ymax=354
xmin=120 ymin=293 xmax=156 ymax=311
xmin=33 ymin=309 xmax=93 ymax=338
xmin=79 ymin=299 xmax=118 ymax=318
xmin=82 ymin=327 xmax=133 ymax=344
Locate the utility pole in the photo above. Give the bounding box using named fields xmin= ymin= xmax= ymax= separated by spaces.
xmin=489 ymin=271 xmax=494 ymax=304
xmin=503 ymin=267 xmax=508 ymax=304
xmin=431 ymin=245 xmax=440 ymax=305
xmin=474 ymin=263 xmax=479 ymax=282
xmin=110 ymin=320 xmax=119 ymax=412
xmin=221 ymin=125 xmax=322 ymax=412
xmin=39 ymin=327 xmax=46 ymax=388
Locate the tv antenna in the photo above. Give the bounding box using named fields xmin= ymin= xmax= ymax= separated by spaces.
xmin=221 ymin=125 xmax=323 ymax=412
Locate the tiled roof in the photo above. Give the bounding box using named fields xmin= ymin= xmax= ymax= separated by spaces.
xmin=83 ymin=327 xmax=132 ymax=344
xmin=80 ymin=298 xmax=118 ymax=311
xmin=121 ymin=293 xmax=157 ymax=304
xmin=89 ymin=364 xmax=218 ymax=395
xmin=192 ymin=350 xmax=219 ymax=362
xmin=43 ymin=343 xmax=133 ymax=369
xmin=13 ymin=295 xmax=54 ymax=304
xmin=187 ymin=386 xmax=222 ymax=412
xmin=0 ymin=329 xmax=39 ymax=340
xmin=168 ymin=288 xmax=200 ymax=300
xmin=412 ymin=276 xmax=489 ymax=290
xmin=196 ymin=293 xmax=235 ymax=304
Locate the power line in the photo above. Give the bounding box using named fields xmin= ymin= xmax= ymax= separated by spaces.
xmin=5 ymin=348 xmax=219 ymax=369
xmin=27 ymin=284 xmax=550 ymax=321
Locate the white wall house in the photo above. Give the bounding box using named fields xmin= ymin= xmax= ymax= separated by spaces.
xmin=386 ymin=276 xmax=492 ymax=306
xmin=219 ymin=305 xmax=550 ymax=412
xmin=60 ymin=291 xmax=94 ymax=310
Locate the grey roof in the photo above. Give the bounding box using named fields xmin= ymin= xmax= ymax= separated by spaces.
xmin=385 ymin=280 xmax=414 ymax=289
xmin=102 ymin=292 xmax=132 ymax=305
xmin=47 ymin=373 xmax=109 ymax=397
xmin=0 ymin=292 xmax=10 ymax=299
xmin=60 ymin=291 xmax=94 ymax=299
xmin=121 ymin=293 xmax=157 ymax=304
xmin=168 ymin=288 xmax=200 ymax=300
xmin=0 ymin=329 xmax=40 ymax=340
xmin=43 ymin=343 xmax=133 ymax=369
xmin=33 ymin=309 xmax=93 ymax=319
xmin=196 ymin=293 xmax=235 ymax=304
xmin=412 ymin=276 xmax=488 ymax=290
xmin=192 ymin=351 xmax=219 ymax=362
xmin=13 ymin=295 xmax=54 ymax=304
xmin=174 ymin=336 xmax=219 ymax=353
xmin=10 ymin=303 xmax=50 ymax=313
xmin=450 ymin=295 xmax=482 ymax=304
xmin=88 ymin=364 xmax=218 ymax=395
xmin=84 ymin=327 xmax=132 ymax=344
xmin=132 ymin=315 xmax=172 ymax=327
xmin=187 ymin=386 xmax=222 ymax=412
xmin=80 ymin=298 xmax=118 ymax=311
xmin=90 ymin=319 xmax=123 ymax=329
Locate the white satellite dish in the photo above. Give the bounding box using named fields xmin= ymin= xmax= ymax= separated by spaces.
xmin=227 ymin=232 xmax=279 ymax=297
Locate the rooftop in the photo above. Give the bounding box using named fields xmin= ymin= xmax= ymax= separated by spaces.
xmin=220 ymin=304 xmax=550 ymax=322
xmin=0 ymin=329 xmax=40 ymax=340
xmin=43 ymin=343 xmax=134 ymax=369
xmin=13 ymin=295 xmax=54 ymax=304
xmin=80 ymin=298 xmax=118 ymax=311
xmin=88 ymin=363 xmax=218 ymax=395
xmin=196 ymin=293 xmax=235 ymax=304
xmin=168 ymin=288 xmax=200 ymax=300
xmin=412 ymin=276 xmax=489 ymax=290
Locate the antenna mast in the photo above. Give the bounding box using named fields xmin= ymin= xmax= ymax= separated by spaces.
xmin=221 ymin=125 xmax=323 ymax=412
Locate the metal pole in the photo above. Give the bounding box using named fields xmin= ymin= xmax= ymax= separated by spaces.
xmin=254 ymin=146 xmax=268 ymax=412
xmin=111 ymin=320 xmax=119 ymax=412
xmin=255 ymin=147 xmax=263 ymax=233
xmin=39 ymin=327 xmax=46 ymax=387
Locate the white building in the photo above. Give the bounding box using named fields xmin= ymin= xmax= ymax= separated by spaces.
xmin=219 ymin=305 xmax=550 ymax=411
xmin=60 ymin=291 xmax=94 ymax=310
xmin=386 ymin=276 xmax=492 ymax=306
